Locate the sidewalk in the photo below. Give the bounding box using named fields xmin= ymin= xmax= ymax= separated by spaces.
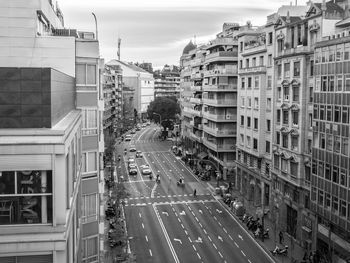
xmin=206 ymin=180 xmax=306 ymax=263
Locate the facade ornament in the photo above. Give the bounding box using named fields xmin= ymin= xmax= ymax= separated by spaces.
xmin=276 ymin=30 xmax=285 ymax=40
xmin=309 ymin=20 xmax=320 ymax=32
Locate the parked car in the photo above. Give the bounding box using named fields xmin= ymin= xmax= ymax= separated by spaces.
xmin=136 ymin=151 xmax=143 ymax=158
xmin=130 ymin=130 xmax=136 ymax=134
xmin=141 ymin=166 xmax=152 ymax=175
xmin=128 ymin=157 xmax=135 ymax=163
xmin=129 ymin=146 xmax=136 ymax=152
xmin=128 ymin=163 xmax=136 ymax=169
xmin=129 ymin=168 xmax=137 ymax=175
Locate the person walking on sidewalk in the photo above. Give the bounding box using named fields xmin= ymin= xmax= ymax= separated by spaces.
xmin=193 ymin=189 xmax=197 ymax=197
xmin=279 ymin=230 xmax=284 ymax=244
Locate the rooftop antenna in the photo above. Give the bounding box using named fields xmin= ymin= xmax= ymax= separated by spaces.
xmin=117 ymin=35 xmax=121 ymax=61
xmin=92 ymin=13 xmax=98 ymax=40
xmin=194 ymin=35 xmax=196 ymax=45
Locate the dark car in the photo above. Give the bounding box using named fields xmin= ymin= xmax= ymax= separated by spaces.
xmin=129 ymin=146 xmax=136 ymax=152
xmin=136 ymin=151 xmax=143 ymax=158
xmin=129 ymin=168 xmax=137 ymax=175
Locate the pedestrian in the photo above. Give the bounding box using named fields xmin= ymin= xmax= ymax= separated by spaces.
xmin=279 ymin=230 xmax=284 ymax=244
xmin=193 ymin=189 xmax=197 ymax=197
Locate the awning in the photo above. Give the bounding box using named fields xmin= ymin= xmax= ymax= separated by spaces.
xmin=198 ymin=152 xmax=208 ymax=159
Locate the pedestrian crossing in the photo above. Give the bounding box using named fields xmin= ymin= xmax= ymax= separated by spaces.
xmin=124 ymin=199 xmax=216 ymax=207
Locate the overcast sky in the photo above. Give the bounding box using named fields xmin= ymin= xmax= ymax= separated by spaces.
xmin=58 ymin=0 xmax=309 ymax=68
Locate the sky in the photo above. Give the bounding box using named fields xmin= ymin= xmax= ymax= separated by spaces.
xmin=58 ymin=0 xmax=309 ymax=69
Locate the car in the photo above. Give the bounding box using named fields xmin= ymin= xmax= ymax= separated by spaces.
xmin=129 ymin=168 xmax=137 ymax=175
xmin=141 ymin=166 xmax=152 ymax=175
xmin=136 ymin=127 xmax=141 ymax=131
xmin=130 ymin=130 xmax=136 ymax=134
xmin=129 ymin=146 xmax=136 ymax=152
xmin=136 ymin=151 xmax=143 ymax=158
xmin=128 ymin=163 xmax=136 ymax=169
xmin=141 ymin=123 xmax=147 ymax=128
xmin=128 ymin=157 xmax=135 ymax=163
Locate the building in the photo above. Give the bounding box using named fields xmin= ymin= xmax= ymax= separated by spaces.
xmin=154 ymin=65 xmax=181 ymax=99
xmin=311 ymin=4 xmax=350 ymax=261
xmin=0 ymin=0 xmax=103 ymax=262
xmin=107 ymin=60 xmax=154 ymax=121
xmin=236 ymin=20 xmax=274 ymax=219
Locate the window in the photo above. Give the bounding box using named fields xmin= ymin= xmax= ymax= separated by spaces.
xmin=0 ymin=170 xmax=53 ymax=225
xmin=281 ymin=158 xmax=288 ymax=172
xmin=83 ymin=151 xmax=97 ymax=173
xmin=240 ymin=115 xmax=244 ymax=126
xmin=247 ymin=117 xmax=251 ymax=128
xmin=267 ymin=75 xmax=272 ymax=89
xmin=82 ymin=109 xmax=98 ymax=135
xmin=345 ymin=74 xmax=350 ymax=91
xmin=277 ymin=64 xmax=282 ymax=79
xmin=284 ymin=63 xmax=290 ymax=78
xmin=274 ymin=154 xmax=279 ymax=169
xmin=248 ymin=77 xmax=252 ymax=89
xmin=276 ymin=131 xmax=280 ymax=145
xmin=342 ymin=106 xmax=349 ymax=123
xmin=239 ymin=60 xmax=243 ymax=69
xmin=267 ymin=119 xmax=271 ymax=132
xmin=326 ymin=134 xmax=333 ymax=151
xmin=266 ymin=141 xmax=270 ymax=153
xmin=277 ymin=86 xmax=282 ymax=100
xmin=337 ymin=75 xmax=343 ymax=91
xmin=268 ymin=32 xmax=273 ymax=45
xmin=267 ymin=98 xmax=271 ymax=111
xmin=277 ymin=109 xmax=281 ymax=123
xmin=282 ymin=134 xmax=288 ymax=148
xmin=328 ymin=76 xmax=335 ymax=91
xmin=248 ymin=97 xmax=252 ymax=108
xmin=325 ymin=193 xmax=331 ymax=208
xmin=293 ymin=61 xmax=300 ymax=77
xmin=253 ymin=138 xmax=258 ymax=150
xmin=240 ymin=134 xmax=244 ymax=145
xmin=341 ymin=137 xmax=349 ymax=156
xmin=334 ymin=136 xmax=340 ymax=153
xmin=254 ymin=118 xmax=258 ymax=129
xmin=82 ymin=193 xmax=97 ymax=223
xmin=340 ymin=200 xmax=346 ymax=217
xmin=291 ymin=136 xmax=298 ymax=151
xmin=268 ymin=54 xmax=272 ymax=66
xmin=309 ymin=87 xmax=313 ymax=102
xmin=254 ymin=76 xmax=259 ymax=89
xmin=82 ymin=236 xmax=98 ymax=263
xmin=318 ymin=190 xmax=324 ymax=206
xmin=241 ymin=97 xmax=245 ymax=107
xmin=283 ymin=86 xmax=289 ymax=101
xmin=292 ymin=111 xmax=299 ymax=126
xmin=247 ymin=136 xmax=251 ymax=147
xmin=252 ymin=57 xmax=256 ymax=67
xmin=283 ymin=110 xmax=289 ymax=125
xmin=76 ymin=64 xmax=97 ymax=87
xmin=254 ymin=97 xmax=259 ymax=109
xmin=310 ymin=60 xmax=314 ymax=76
xmin=332 ymin=196 xmax=339 ymax=212
xmin=340 ymin=169 xmax=347 ymax=186
xmin=290 ymin=161 xmax=298 ymax=177
xmin=246 ymin=59 xmax=249 ymax=68
xmin=241 ymin=77 xmax=245 ymax=89
xmin=259 ymin=56 xmax=264 ymax=66
xmin=292 ymin=86 xmax=299 ymax=102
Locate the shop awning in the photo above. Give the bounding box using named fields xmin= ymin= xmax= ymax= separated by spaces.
xmin=198 ymin=152 xmax=208 ymax=159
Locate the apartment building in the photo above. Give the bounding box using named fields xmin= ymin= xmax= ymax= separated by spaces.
xmin=107 ymin=60 xmax=154 ymax=121
xmin=311 ymin=18 xmax=350 ymax=263
xmin=236 ymin=21 xmax=274 ymax=212
xmin=0 ymin=1 xmax=103 ymax=262
xmin=154 ymin=65 xmax=180 ymax=99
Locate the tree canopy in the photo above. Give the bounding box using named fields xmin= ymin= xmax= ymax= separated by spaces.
xmin=147 ymin=96 xmax=180 ymax=129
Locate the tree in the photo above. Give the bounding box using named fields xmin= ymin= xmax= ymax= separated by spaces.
xmin=147 ymin=96 xmax=180 ymax=129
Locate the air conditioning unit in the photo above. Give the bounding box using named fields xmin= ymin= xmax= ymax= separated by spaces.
xmin=226 ymin=115 xmax=231 ymax=120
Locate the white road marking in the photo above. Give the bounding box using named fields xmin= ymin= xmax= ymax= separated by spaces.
xmin=238 ymin=235 xmax=243 ymax=241
xmin=241 ymin=251 xmax=246 ymax=257
xmin=234 ymin=242 xmax=239 ymax=248
xmin=145 ymin=235 xmax=148 ymax=242
xmin=203 ymin=229 xmax=207 ymax=234
xmin=219 ymin=252 xmax=223 ymax=258
xmin=197 ymin=253 xmax=201 ymax=259
xmin=188 ymin=237 xmax=192 ymax=243
xmin=142 ymin=223 xmax=144 ymax=229
xmin=181 ymin=224 xmax=184 ymax=229
xmin=223 ymin=228 xmax=227 ymax=233
xmin=139 ymin=213 xmax=142 ymax=218
xmin=149 ymin=249 xmax=152 ymax=256
xmin=213 ymin=243 xmax=217 ymax=249
xmin=229 ymin=235 xmax=233 ymax=240
xmin=162 ymin=211 xmax=169 ymax=216
xmin=218 ymin=236 xmax=223 ymax=242
xmin=184 ymin=230 xmax=188 ymax=235
xmin=192 ymin=245 xmax=197 ymax=251
xmin=174 ymin=238 xmax=182 ymax=244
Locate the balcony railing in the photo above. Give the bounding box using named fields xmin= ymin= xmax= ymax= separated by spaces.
xmin=207 ymin=38 xmax=237 ymax=48
xmin=191 ymin=72 xmax=203 ymax=79
xmin=189 ymin=131 xmax=202 ymax=142
xmin=189 ymin=97 xmax=203 ymax=104
xmin=277 ymin=46 xmax=310 ymax=57
xmin=202 ymin=98 xmax=237 ymax=106
xmin=191 ymin=85 xmax=202 ymax=92
xmin=203 ymin=125 xmax=235 ymax=137
xmin=205 ymin=51 xmax=237 ymax=63
xmin=203 ymin=68 xmax=237 ymax=76
xmin=187 ymin=108 xmax=202 ymax=117
xmin=202 ymin=84 xmax=237 ymax=92
xmin=190 ymin=58 xmax=204 ymax=67
xmin=238 ymin=66 xmax=266 ymax=74
xmin=202 ymin=138 xmax=236 ymax=152
xmin=202 ymin=112 xmax=236 ymax=121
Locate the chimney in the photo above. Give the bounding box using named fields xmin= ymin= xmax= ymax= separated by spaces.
xmin=295 ymin=0 xmax=298 ymax=5
xmin=286 ymin=11 xmax=291 ymax=24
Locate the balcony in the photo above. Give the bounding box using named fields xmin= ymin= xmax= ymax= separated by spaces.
xmin=191 ymin=85 xmax=202 ymax=92
xmin=191 ymin=72 xmax=204 ymax=80
xmin=202 ymin=112 xmax=236 ymax=122
xmin=181 ymin=82 xmax=192 ymax=89
xmin=195 ymin=124 xmax=203 ymax=130
xmin=206 ymin=38 xmax=237 ymax=48
xmin=202 ymin=98 xmax=237 ymax=107
xmin=187 ymin=108 xmax=202 ymax=117
xmin=241 ymin=43 xmax=267 ymax=56
xmin=189 ymin=131 xmax=202 ymax=143
xmin=276 ymin=45 xmax=310 ymax=57
xmin=238 ymin=66 xmax=266 ymax=75
xmin=202 ymin=83 xmax=237 ymax=92
xmin=203 ymin=67 xmax=237 ymax=77
xmin=203 ymin=125 xmax=235 ymax=137
xmin=205 ymin=51 xmax=238 ymax=63
xmin=202 ymin=138 xmax=236 ymax=152
xmin=189 ymin=97 xmax=203 ymax=104
xmin=190 ymin=58 xmax=204 ymax=67
xmin=181 ymin=67 xmax=191 ymax=76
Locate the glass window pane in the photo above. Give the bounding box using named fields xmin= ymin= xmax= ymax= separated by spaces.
xmin=88 ymin=152 xmax=97 ymax=172
xmin=76 ymin=64 xmax=86 ymax=84
xmin=86 ymin=65 xmax=96 ymax=84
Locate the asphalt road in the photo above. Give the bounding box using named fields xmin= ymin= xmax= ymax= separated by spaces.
xmin=117 ymin=124 xmax=275 ymax=263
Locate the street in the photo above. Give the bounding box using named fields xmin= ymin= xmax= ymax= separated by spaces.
xmin=118 ymin=125 xmax=275 ymax=263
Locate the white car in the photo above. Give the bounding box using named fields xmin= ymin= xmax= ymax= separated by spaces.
xmin=129 ymin=163 xmax=136 ymax=169
xmin=140 ymin=165 xmax=152 ymax=175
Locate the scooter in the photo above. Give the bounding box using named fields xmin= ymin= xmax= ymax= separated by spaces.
xmin=271 ymin=245 xmax=288 ymax=256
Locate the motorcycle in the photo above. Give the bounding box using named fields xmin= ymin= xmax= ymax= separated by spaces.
xmin=271 ymin=245 xmax=288 ymax=256
xmin=156 ymin=175 xmax=160 ymax=184
xmin=254 ymin=227 xmax=269 ymax=239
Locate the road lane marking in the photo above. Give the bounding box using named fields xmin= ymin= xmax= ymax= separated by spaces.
xmin=174 ymin=238 xmax=182 ymax=244
xmin=188 ymin=237 xmax=192 ymax=243
xmin=184 ymin=230 xmax=188 ymax=235
xmin=177 ymin=218 xmax=181 ymax=222
xmin=139 ymin=213 xmax=141 ymax=218
xmin=219 ymin=252 xmax=223 ymax=258
xmin=145 ymin=235 xmax=148 ymax=242
xmin=149 ymin=249 xmax=152 ymax=256
xmin=197 ymin=253 xmax=201 ymax=259
xmin=238 ymin=235 xmax=243 ymax=241
xmin=213 ymin=243 xmax=217 ymax=249
xmin=199 ymin=223 xmax=202 ymax=228
xmin=229 ymin=235 xmax=233 ymax=240
xmin=203 ymin=229 xmax=207 ymax=234
xmin=142 ymin=223 xmax=144 ymax=229
xmin=181 ymin=224 xmax=184 ymax=229
xmin=223 ymin=228 xmax=227 ymax=233
xmin=218 ymin=236 xmax=223 ymax=242
xmin=234 ymin=242 xmax=239 ymax=248
xmin=208 ymin=236 xmax=212 ymax=242
xmin=241 ymin=251 xmax=246 ymax=257
xmin=192 ymin=245 xmax=197 ymax=251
